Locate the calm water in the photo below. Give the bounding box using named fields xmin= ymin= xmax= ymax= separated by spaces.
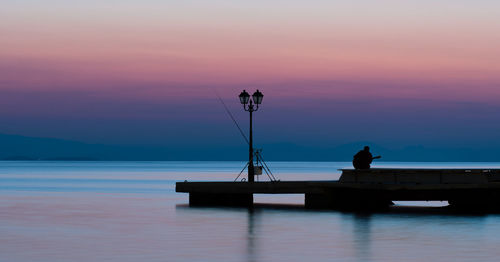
xmin=2 ymin=161 xmax=500 ymax=262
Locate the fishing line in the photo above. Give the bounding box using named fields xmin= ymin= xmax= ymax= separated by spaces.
xmin=215 ymin=91 xmax=249 ymax=145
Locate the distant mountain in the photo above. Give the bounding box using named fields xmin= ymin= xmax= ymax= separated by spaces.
xmin=248 ymin=142 xmax=500 ymax=162
xmin=2 ymin=156 xmax=38 ymax=161
xmin=0 ymin=133 xmax=499 ymax=161
xmin=0 ymin=134 xmax=124 ymax=160
xmin=0 ymin=133 xmax=243 ymax=161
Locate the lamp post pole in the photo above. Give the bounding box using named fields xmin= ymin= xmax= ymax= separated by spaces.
xmin=248 ymin=100 xmax=254 ymax=182
xmin=239 ymin=90 xmax=263 ymax=183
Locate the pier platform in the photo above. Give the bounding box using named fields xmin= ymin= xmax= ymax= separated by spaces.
xmin=176 ymin=169 xmax=500 ymax=210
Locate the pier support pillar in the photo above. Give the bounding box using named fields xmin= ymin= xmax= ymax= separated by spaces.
xmin=448 ymin=189 xmax=500 ymax=211
xmin=189 ymin=193 xmax=253 ymax=207
xmin=305 ymin=190 xmax=393 ymax=210
xmin=305 ymin=193 xmax=338 ymax=209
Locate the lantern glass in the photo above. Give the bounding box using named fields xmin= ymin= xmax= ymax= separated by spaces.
xmin=239 ymin=90 xmax=250 ymax=104
xmin=252 ymin=90 xmax=263 ymax=105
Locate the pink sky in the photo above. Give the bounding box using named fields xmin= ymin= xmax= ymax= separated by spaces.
xmin=2 ymin=1 xmax=499 ymax=92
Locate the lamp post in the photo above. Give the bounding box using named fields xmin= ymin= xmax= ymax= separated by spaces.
xmin=239 ymin=89 xmax=264 ymax=182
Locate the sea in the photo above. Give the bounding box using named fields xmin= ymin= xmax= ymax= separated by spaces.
xmin=2 ymin=161 xmax=500 ymax=262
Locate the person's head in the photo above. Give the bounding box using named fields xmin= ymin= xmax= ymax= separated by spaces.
xmin=364 ymin=146 xmax=370 ymax=151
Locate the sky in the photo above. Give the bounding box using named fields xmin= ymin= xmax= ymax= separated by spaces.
xmin=1 ymin=0 xmax=500 ymax=160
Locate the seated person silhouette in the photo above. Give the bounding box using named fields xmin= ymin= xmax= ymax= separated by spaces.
xmin=353 ymin=146 xmax=381 ymax=169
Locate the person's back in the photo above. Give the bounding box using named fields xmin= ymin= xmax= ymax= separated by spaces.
xmin=352 ymin=146 xmax=380 ymax=169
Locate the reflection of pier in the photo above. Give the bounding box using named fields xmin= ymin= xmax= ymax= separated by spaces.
xmin=352 ymin=214 xmax=372 ymax=262
xmin=176 ymin=169 xmax=500 ymax=210
xmin=246 ymin=209 xmax=260 ymax=262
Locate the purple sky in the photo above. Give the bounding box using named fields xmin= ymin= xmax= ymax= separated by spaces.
xmin=1 ymin=1 xmax=500 ymax=159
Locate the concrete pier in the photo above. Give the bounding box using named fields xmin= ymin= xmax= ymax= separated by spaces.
xmin=176 ymin=169 xmax=500 ymax=210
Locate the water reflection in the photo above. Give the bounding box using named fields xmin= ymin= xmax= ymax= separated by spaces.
xmin=175 ymin=202 xmax=496 ymax=262
xmin=6 ymin=161 xmax=500 ymax=262
xmin=352 ymin=213 xmax=372 ymax=262
xmin=246 ymin=208 xmax=260 ymax=262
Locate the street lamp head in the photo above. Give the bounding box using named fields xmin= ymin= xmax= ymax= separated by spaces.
xmin=239 ymin=90 xmax=250 ymax=105
xmin=252 ymin=90 xmax=263 ymax=105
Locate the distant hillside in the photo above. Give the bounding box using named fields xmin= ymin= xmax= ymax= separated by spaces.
xmin=0 ymin=133 xmax=113 ymax=160
xmin=0 ymin=133 xmax=244 ymax=161
xmin=258 ymin=142 xmax=500 ymax=162
xmin=0 ymin=133 xmax=500 ymax=161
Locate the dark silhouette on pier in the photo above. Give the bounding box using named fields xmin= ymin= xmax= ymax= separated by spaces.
xmin=352 ymin=146 xmax=381 ymax=169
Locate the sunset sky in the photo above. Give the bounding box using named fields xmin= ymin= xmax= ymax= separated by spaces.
xmin=1 ymin=0 xmax=500 ymax=159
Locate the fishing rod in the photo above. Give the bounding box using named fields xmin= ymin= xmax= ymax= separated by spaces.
xmin=215 ymin=90 xmax=277 ymax=182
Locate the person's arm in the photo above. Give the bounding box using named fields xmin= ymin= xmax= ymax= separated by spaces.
xmin=372 ymin=156 xmax=381 ymax=160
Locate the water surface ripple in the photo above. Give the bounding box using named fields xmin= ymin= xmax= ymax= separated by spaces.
xmin=2 ymin=161 xmax=500 ymax=262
